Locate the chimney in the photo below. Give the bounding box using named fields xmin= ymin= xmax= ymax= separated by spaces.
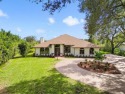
xmin=40 ymin=37 xmax=44 ymax=43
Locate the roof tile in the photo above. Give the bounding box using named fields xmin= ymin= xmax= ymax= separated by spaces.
xmin=34 ymin=34 xmax=100 ymax=48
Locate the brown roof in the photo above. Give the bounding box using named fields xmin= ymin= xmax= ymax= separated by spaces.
xmin=34 ymin=34 xmax=100 ymax=48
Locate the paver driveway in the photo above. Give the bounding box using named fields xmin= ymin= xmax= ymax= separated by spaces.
xmin=55 ymin=56 xmax=125 ymax=94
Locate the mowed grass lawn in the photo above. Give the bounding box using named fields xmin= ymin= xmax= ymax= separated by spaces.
xmin=0 ymin=57 xmax=108 ymax=94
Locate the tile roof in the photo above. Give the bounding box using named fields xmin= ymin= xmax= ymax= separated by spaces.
xmin=34 ymin=34 xmax=100 ymax=48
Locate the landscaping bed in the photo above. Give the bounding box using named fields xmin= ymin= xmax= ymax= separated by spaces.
xmin=78 ymin=60 xmax=121 ymax=74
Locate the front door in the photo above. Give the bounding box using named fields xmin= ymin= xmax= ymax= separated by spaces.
xmin=55 ymin=45 xmax=60 ymax=56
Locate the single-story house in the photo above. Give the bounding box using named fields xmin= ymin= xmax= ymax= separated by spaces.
xmin=34 ymin=34 xmax=100 ymax=57
xmin=119 ymin=42 xmax=125 ymax=51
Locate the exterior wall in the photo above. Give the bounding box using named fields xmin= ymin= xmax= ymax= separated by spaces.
xmin=74 ymin=48 xmax=80 ymax=56
xmin=84 ymin=48 xmax=90 ymax=56
xmin=71 ymin=47 xmax=74 ymax=55
xmin=74 ymin=47 xmax=100 ymax=56
xmin=60 ymin=44 xmax=64 ymax=55
xmin=35 ymin=48 xmax=40 ymax=56
xmin=84 ymin=48 xmax=100 ymax=56
xmin=35 ymin=46 xmax=100 ymax=56
xmin=51 ymin=44 xmax=55 ymax=53
xmin=119 ymin=45 xmax=125 ymax=51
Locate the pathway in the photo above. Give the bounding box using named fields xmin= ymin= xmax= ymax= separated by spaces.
xmin=55 ymin=56 xmax=125 ymax=94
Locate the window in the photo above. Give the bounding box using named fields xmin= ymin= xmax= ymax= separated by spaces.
xmin=64 ymin=45 xmax=70 ymax=53
xmin=90 ymin=48 xmax=94 ymax=54
xmin=40 ymin=48 xmax=44 ymax=54
xmin=80 ymin=48 xmax=84 ymax=54
xmin=40 ymin=48 xmax=49 ymax=54
xmin=45 ymin=48 xmax=49 ymax=54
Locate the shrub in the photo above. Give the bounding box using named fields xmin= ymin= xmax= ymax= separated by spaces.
xmin=114 ymin=48 xmax=125 ymax=56
xmin=99 ymin=51 xmax=109 ymax=54
xmin=114 ymin=48 xmax=120 ymax=55
xmin=95 ymin=51 xmax=105 ymax=61
xmin=18 ymin=42 xmax=29 ymax=57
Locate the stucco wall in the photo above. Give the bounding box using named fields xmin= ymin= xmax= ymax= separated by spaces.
xmin=74 ymin=48 xmax=80 ymax=56
xmin=49 ymin=46 xmax=52 ymax=54
xmin=35 ymin=46 xmax=100 ymax=56
xmin=60 ymin=44 xmax=64 ymax=55
xmin=71 ymin=47 xmax=74 ymax=55
xmin=84 ymin=48 xmax=89 ymax=56
xmin=74 ymin=47 xmax=100 ymax=56
xmin=119 ymin=45 xmax=125 ymax=51
xmin=35 ymin=48 xmax=40 ymax=56
xmin=51 ymin=44 xmax=55 ymax=53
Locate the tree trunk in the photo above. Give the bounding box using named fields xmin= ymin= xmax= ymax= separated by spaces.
xmin=110 ymin=40 xmax=114 ymax=54
xmin=111 ymin=47 xmax=114 ymax=54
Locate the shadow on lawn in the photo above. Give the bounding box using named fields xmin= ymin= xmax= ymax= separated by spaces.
xmin=0 ymin=69 xmax=108 ymax=94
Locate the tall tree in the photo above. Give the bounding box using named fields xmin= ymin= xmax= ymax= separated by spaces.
xmin=80 ymin=0 xmax=125 ymax=53
xmin=24 ymin=36 xmax=36 ymax=43
xmin=81 ymin=0 xmax=125 ymax=34
xmin=18 ymin=42 xmax=29 ymax=57
xmin=24 ymin=36 xmax=37 ymax=53
xmin=98 ymin=20 xmax=125 ymax=53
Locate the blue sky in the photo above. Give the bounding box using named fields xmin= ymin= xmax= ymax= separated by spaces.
xmin=0 ymin=0 xmax=88 ymax=40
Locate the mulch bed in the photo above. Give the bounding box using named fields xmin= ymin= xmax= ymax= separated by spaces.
xmin=78 ymin=60 xmax=121 ymax=74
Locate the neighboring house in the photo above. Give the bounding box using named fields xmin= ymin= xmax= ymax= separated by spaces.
xmin=119 ymin=43 xmax=125 ymax=51
xmin=34 ymin=34 xmax=100 ymax=57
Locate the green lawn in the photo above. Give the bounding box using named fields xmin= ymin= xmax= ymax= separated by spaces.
xmin=0 ymin=57 xmax=108 ymax=94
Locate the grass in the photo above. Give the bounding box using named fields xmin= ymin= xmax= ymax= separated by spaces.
xmin=0 ymin=57 xmax=108 ymax=94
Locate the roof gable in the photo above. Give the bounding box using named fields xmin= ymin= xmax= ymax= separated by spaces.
xmin=34 ymin=34 xmax=100 ymax=48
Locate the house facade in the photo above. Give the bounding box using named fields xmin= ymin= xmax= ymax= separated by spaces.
xmin=34 ymin=34 xmax=100 ymax=57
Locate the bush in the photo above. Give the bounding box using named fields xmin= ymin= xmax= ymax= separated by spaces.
xmin=18 ymin=42 xmax=29 ymax=57
xmin=115 ymin=48 xmax=125 ymax=56
xmin=95 ymin=51 xmax=105 ymax=61
xmin=114 ymin=48 xmax=120 ymax=55
xmin=99 ymin=51 xmax=109 ymax=54
xmin=119 ymin=50 xmax=125 ymax=56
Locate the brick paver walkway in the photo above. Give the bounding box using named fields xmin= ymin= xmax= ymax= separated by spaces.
xmin=55 ymin=56 xmax=125 ymax=94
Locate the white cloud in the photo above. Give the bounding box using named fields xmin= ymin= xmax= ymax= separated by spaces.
xmin=63 ymin=16 xmax=80 ymax=26
xmin=63 ymin=16 xmax=86 ymax=26
xmin=16 ymin=27 xmax=22 ymax=32
xmin=36 ymin=29 xmax=45 ymax=34
xmin=0 ymin=9 xmax=8 ymax=17
xmin=48 ymin=17 xmax=55 ymax=24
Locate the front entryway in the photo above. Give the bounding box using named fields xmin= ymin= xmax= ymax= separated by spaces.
xmin=55 ymin=45 xmax=60 ymax=56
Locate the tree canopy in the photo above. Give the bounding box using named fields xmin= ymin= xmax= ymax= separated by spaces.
xmin=30 ymin=0 xmax=75 ymax=14
xmin=0 ymin=29 xmax=38 ymax=65
xmin=24 ymin=36 xmax=36 ymax=43
xmin=0 ymin=29 xmax=21 ymax=64
xmin=80 ymin=0 xmax=125 ymax=53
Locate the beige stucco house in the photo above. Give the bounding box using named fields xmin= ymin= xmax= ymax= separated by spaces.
xmin=34 ymin=34 xmax=100 ymax=57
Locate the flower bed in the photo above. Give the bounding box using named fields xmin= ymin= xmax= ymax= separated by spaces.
xmin=78 ymin=60 xmax=121 ymax=74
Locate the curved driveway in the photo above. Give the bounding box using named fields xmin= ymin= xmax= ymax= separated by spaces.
xmin=55 ymin=58 xmax=125 ymax=94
